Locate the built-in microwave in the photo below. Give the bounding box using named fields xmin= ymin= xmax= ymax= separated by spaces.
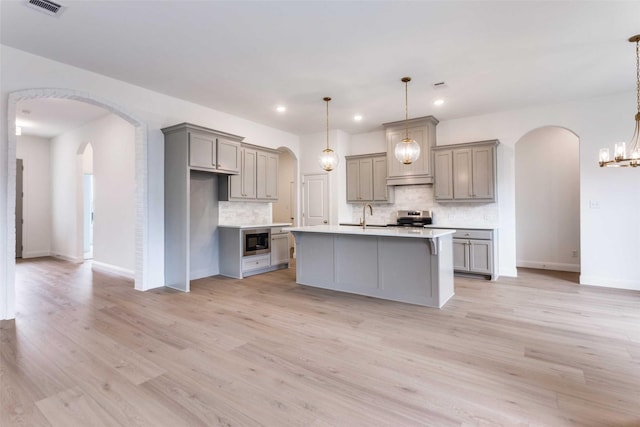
xmin=242 ymin=229 xmax=271 ymax=256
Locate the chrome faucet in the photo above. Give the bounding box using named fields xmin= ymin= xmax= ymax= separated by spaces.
xmin=361 ymin=204 xmax=373 ymax=229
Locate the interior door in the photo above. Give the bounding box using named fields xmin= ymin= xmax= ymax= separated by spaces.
xmin=15 ymin=159 xmax=23 ymax=258
xmin=303 ymin=173 xmax=328 ymax=226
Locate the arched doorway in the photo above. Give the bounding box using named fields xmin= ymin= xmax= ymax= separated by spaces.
xmin=3 ymin=88 xmax=150 ymax=319
xmin=515 ymin=126 xmax=580 ymax=274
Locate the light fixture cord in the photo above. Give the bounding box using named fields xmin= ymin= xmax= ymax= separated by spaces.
xmin=326 ymin=98 xmax=330 ymax=150
xmin=636 ymin=38 xmax=639 ymax=115
xmin=405 ymin=80 xmax=409 ymax=140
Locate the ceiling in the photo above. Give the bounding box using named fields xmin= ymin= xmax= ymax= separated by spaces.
xmin=2 ymin=1 xmax=639 ymax=136
xmin=15 ymin=98 xmax=109 ymax=138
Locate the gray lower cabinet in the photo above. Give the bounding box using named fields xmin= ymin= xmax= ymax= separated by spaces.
xmin=219 ymin=226 xmax=289 ymax=279
xmin=270 ymin=232 xmax=289 ymax=266
xmin=345 ymin=153 xmax=392 ymax=203
xmin=451 ymin=228 xmax=496 ymax=280
xmin=220 ymin=144 xmax=279 ymax=202
xmin=433 ymin=140 xmax=499 ymax=202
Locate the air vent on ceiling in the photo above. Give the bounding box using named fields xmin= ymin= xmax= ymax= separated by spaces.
xmin=25 ymin=0 xmax=66 ymax=17
xmin=432 ymin=81 xmax=448 ymax=89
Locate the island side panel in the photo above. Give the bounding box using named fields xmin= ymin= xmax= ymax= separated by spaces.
xmin=219 ymin=227 xmax=242 ymax=279
xmin=378 ymin=237 xmax=435 ymax=306
xmin=293 ymin=232 xmax=336 ymax=288
xmin=433 ymin=234 xmax=454 ymax=307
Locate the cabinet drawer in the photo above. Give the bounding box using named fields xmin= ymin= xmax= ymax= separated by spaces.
xmin=242 ymin=254 xmax=271 ymax=272
xmin=453 ymin=229 xmax=493 ymax=240
xmin=271 ymin=227 xmax=287 ymax=235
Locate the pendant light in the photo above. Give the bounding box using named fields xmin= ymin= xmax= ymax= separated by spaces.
xmin=394 ymin=77 xmax=421 ymax=164
xmin=319 ymin=96 xmax=339 ymax=171
xmin=599 ymin=34 xmax=640 ymax=167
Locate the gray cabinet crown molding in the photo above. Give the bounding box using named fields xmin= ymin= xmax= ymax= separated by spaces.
xmin=161 ymin=122 xmax=244 ymax=142
xmin=432 ymin=139 xmax=500 ymax=151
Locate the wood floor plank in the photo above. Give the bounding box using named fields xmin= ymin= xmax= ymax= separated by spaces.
xmin=2 ymin=258 xmax=640 ymax=426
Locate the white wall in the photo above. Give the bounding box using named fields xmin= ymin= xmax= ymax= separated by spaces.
xmin=1 ymin=45 xmax=300 ymax=319
xmin=436 ymin=91 xmax=639 ymax=289
xmin=50 ymin=113 xmax=136 ymax=274
xmin=516 ymin=127 xmax=580 ymax=272
xmin=15 ymin=135 xmax=52 ymax=258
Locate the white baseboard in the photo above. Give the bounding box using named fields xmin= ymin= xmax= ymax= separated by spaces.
xmin=52 ymin=252 xmax=83 ymax=263
xmin=21 ymin=250 xmax=51 ymax=259
xmin=580 ymin=275 xmax=640 ymax=291
xmin=499 ymin=267 xmax=518 ymax=278
xmin=190 ymin=267 xmax=220 ymax=281
xmin=516 ymin=260 xmax=580 ymax=273
xmin=91 ymin=261 xmax=135 ymax=279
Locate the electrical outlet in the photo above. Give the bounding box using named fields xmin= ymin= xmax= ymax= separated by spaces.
xmin=589 ymin=200 xmax=600 ymax=209
xmin=572 ymin=250 xmax=578 ymax=258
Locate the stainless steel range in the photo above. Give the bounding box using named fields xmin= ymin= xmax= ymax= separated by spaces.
xmin=394 ymin=210 xmax=433 ymax=227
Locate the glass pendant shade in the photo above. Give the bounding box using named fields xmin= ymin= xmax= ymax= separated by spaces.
xmin=395 ymin=137 xmax=421 ymax=164
xmin=394 ymin=76 xmax=420 ymax=165
xmin=319 ymin=148 xmax=339 ymax=171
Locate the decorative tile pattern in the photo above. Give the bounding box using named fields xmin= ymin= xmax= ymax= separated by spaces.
xmin=219 ymin=202 xmax=272 ymax=226
xmin=349 ymin=185 xmax=499 ymax=227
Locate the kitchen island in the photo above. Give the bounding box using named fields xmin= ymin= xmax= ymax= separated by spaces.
xmin=286 ymin=225 xmax=455 ymax=308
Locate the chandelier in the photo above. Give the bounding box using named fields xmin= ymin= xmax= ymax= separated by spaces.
xmin=599 ymin=34 xmax=640 ymax=167
xmin=318 ymin=96 xmax=339 ymax=171
xmin=394 ymin=77 xmax=421 ymax=164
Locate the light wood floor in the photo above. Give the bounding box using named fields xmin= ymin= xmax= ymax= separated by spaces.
xmin=2 ymin=258 xmax=640 ymax=426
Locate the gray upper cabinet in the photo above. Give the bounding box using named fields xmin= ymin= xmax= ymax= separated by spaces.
xmin=433 ymin=140 xmax=499 ymax=203
xmin=185 ymin=126 xmax=241 ymax=174
xmin=345 ymin=153 xmax=392 ymax=203
xmin=220 ymin=143 xmax=279 ymax=202
xmin=229 ymin=147 xmax=257 ymax=199
xmin=256 ymin=150 xmax=278 ymax=200
xmin=383 ymin=116 xmax=438 ymax=186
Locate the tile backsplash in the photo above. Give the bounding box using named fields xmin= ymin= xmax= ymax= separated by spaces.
xmin=349 ymin=185 xmax=499 ymax=227
xmin=219 ymin=201 xmax=272 ymax=225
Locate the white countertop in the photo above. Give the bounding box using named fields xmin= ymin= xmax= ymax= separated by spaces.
xmin=285 ymin=225 xmax=455 ymax=239
xmin=423 ymin=224 xmax=498 ymax=231
xmin=218 ymin=223 xmax=291 ymax=229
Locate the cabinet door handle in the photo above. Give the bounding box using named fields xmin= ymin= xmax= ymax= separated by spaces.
xmin=323 ymin=220 xmax=328 ymax=224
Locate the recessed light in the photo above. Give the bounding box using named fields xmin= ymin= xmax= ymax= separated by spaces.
xmin=276 ymin=105 xmax=286 ymax=113
xmin=354 ymin=115 xmax=363 ymax=122
xmin=434 ymin=99 xmax=445 ymax=106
